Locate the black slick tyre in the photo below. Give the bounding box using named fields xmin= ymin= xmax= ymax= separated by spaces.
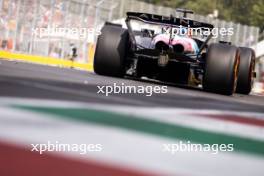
xmin=203 ymin=43 xmax=240 ymax=95
xmin=94 ymin=24 xmax=128 ymax=77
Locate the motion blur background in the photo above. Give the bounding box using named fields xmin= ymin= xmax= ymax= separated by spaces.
xmin=0 ymin=0 xmax=263 ymax=81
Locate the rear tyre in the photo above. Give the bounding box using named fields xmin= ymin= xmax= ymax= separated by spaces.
xmin=203 ymin=43 xmax=240 ymax=95
xmin=94 ymin=24 xmax=128 ymax=77
xmin=236 ymin=47 xmax=256 ymax=94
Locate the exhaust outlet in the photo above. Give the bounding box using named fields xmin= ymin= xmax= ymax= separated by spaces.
xmin=155 ymin=41 xmax=169 ymax=51
xmin=173 ymin=44 xmax=184 ymax=53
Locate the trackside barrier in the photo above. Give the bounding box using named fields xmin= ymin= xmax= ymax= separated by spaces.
xmin=0 ymin=50 xmax=94 ymax=72
xmin=88 ymin=44 xmax=96 ymax=63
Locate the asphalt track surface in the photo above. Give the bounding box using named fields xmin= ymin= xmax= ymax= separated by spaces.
xmin=0 ymin=59 xmax=264 ymax=112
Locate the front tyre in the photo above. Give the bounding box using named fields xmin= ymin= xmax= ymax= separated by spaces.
xmin=203 ymin=43 xmax=240 ymax=95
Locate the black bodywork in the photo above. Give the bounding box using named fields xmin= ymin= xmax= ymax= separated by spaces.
xmin=124 ymin=12 xmax=215 ymax=85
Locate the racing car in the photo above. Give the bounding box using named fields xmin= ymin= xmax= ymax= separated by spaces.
xmin=94 ymin=9 xmax=256 ymax=95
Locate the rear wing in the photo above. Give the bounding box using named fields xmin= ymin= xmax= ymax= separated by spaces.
xmin=126 ymin=12 xmax=214 ymax=29
xmin=125 ymin=12 xmax=214 ymax=53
